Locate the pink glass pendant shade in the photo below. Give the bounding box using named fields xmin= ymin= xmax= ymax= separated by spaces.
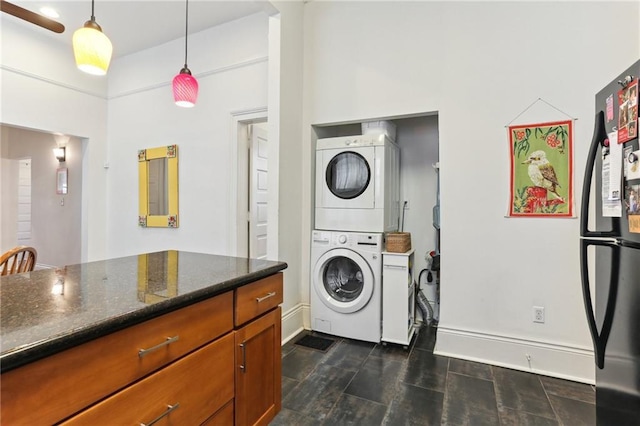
xmin=173 ymin=0 xmax=198 ymax=107
xmin=172 ymin=68 xmax=199 ymax=108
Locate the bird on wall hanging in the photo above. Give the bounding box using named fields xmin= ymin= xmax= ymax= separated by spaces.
xmin=523 ymin=150 xmax=562 ymax=200
xmin=0 ymin=0 xmax=65 ymax=33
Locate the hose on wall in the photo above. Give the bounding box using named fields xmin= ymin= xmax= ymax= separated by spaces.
xmin=416 ymin=268 xmax=437 ymax=326
xmin=416 ymin=283 xmax=434 ymax=325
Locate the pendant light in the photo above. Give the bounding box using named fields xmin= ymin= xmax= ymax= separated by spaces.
xmin=172 ymin=0 xmax=199 ymax=107
xmin=72 ymin=0 xmax=112 ymax=76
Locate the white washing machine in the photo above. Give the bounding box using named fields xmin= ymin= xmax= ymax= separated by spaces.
xmin=310 ymin=230 xmax=383 ymax=343
xmin=315 ymin=134 xmax=400 ymax=233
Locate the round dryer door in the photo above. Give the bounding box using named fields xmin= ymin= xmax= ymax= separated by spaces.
xmin=325 ymin=151 xmax=371 ymax=199
xmin=313 ymin=248 xmax=374 ymax=314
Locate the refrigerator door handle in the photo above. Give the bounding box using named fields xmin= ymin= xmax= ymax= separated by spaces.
xmin=580 ymin=238 xmax=620 ymax=369
xmin=580 ymin=111 xmax=620 ymax=238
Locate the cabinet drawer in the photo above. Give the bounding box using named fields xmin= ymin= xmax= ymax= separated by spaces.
xmin=63 ymin=332 xmax=235 ymax=425
xmin=382 ymin=255 xmax=410 ymax=268
xmin=1 ymin=292 xmax=233 ymax=425
xmin=203 ymin=400 xmax=234 ymax=425
xmin=235 ymin=273 xmax=283 ymax=326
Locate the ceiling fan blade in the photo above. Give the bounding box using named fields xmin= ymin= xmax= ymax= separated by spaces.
xmin=1 ymin=0 xmax=65 ymax=33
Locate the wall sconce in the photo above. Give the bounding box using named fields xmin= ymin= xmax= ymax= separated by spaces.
xmin=53 ymin=147 xmax=66 ymax=162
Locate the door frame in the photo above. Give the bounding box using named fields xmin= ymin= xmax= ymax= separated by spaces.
xmin=230 ymin=107 xmax=268 ymax=258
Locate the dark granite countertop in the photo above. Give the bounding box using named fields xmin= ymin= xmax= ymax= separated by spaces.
xmin=0 ymin=251 xmax=287 ymax=373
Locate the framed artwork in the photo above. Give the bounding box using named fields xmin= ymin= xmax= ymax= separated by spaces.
xmin=138 ymin=145 xmax=179 ymax=228
xmin=508 ymin=120 xmax=574 ymax=217
xmin=56 ymin=167 xmax=68 ymax=195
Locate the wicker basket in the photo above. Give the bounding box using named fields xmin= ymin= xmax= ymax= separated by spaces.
xmin=385 ymin=232 xmax=411 ymax=253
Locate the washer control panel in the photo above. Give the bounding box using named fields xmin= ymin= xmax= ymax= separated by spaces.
xmin=312 ymin=231 xmax=382 ymax=251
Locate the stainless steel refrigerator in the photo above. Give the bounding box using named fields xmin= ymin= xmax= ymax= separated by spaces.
xmin=580 ymin=59 xmax=640 ymax=425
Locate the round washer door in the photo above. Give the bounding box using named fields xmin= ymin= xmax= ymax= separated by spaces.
xmin=313 ymin=248 xmax=374 ymax=314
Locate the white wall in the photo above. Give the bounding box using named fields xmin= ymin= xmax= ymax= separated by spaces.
xmin=396 ymin=116 xmax=440 ymax=310
xmin=105 ymin=13 xmax=270 ymax=257
xmin=0 ymin=126 xmax=16 ymax=252
xmin=301 ymin=1 xmax=639 ymax=382
xmin=0 ymin=19 xmax=109 ymax=263
xmin=269 ymin=1 xmax=306 ymax=340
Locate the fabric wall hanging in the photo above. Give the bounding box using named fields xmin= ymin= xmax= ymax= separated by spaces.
xmin=508 ymin=120 xmax=574 ymax=217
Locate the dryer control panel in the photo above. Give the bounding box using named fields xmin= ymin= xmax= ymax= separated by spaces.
xmin=342 ymin=136 xmax=379 ymax=147
xmin=316 ymin=134 xmax=392 ymax=151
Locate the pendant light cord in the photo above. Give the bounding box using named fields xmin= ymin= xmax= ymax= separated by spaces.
xmin=184 ymin=0 xmax=189 ymax=68
xmin=91 ymin=0 xmax=95 ymax=21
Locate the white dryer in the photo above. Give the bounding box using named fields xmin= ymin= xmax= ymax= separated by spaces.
xmin=310 ymin=230 xmax=383 ymax=343
xmin=315 ymin=134 xmax=400 ymax=233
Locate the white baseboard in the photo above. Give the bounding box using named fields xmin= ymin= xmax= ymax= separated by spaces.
xmin=435 ymin=326 xmax=595 ymax=385
xmin=281 ymin=303 xmax=306 ymax=344
xmin=35 ymin=263 xmax=56 ymax=270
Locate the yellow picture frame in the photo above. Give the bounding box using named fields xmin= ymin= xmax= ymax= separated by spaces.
xmin=138 ymin=145 xmax=179 ymax=228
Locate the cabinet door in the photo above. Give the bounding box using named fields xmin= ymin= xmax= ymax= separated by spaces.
xmin=235 ymin=307 xmax=281 ymax=426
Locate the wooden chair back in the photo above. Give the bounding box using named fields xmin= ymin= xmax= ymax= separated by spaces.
xmin=0 ymin=246 xmax=38 ymax=276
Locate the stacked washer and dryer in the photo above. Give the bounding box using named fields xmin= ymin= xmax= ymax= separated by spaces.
xmin=311 ymin=125 xmax=400 ymax=343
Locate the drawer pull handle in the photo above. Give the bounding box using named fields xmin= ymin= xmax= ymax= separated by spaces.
xmin=384 ymin=265 xmax=407 ymax=270
xmin=138 ymin=336 xmax=179 ymax=358
xmin=256 ymin=292 xmax=276 ymax=303
xmin=239 ymin=342 xmax=247 ymax=374
xmin=140 ymin=403 xmax=180 ymax=426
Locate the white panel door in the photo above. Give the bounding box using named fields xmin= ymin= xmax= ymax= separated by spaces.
xmin=249 ymin=125 xmax=268 ymax=260
xmin=17 ymin=159 xmax=31 ymax=244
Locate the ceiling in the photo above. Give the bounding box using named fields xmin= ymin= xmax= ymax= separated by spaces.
xmin=2 ymin=1 xmax=275 ymax=58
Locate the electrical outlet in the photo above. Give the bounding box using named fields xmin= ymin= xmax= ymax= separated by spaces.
xmin=533 ymin=306 xmax=545 ymax=323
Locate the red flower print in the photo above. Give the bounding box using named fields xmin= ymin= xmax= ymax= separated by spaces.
xmin=546 ymin=133 xmax=560 ymax=148
xmin=516 ymin=131 xmax=525 ymax=141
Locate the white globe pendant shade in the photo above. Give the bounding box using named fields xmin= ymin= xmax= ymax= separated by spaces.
xmin=73 ymin=21 xmax=112 ymax=76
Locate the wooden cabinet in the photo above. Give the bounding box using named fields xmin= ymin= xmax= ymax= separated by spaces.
xmin=381 ymin=249 xmax=416 ymax=347
xmin=234 ymin=273 xmax=283 ymax=426
xmin=1 ymin=292 xmax=234 ymax=425
xmin=1 ymin=272 xmax=284 ymax=426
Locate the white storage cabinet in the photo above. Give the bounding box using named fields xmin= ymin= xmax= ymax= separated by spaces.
xmin=381 ymin=249 xmax=415 ymax=347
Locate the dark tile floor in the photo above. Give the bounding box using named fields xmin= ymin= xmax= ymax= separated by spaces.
xmin=271 ymin=326 xmax=596 ymax=425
